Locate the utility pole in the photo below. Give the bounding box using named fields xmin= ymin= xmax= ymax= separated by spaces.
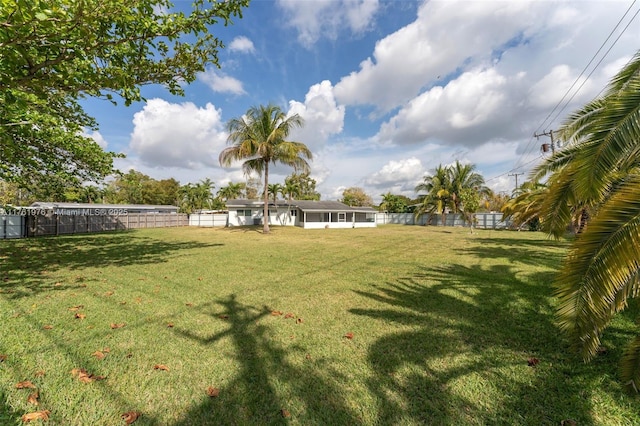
xmin=535 ymin=130 xmax=556 ymax=154
xmin=508 ymin=172 xmax=524 ymax=191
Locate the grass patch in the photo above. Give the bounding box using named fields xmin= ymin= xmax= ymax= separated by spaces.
xmin=0 ymin=225 xmax=638 ymax=425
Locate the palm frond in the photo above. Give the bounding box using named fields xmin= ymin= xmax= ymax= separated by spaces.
xmin=555 ymin=176 xmax=640 ymax=361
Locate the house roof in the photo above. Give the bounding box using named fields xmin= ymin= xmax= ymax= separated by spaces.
xmin=225 ymin=199 xmax=377 ymax=213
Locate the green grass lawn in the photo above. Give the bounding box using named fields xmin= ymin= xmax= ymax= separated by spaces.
xmin=0 ymin=225 xmax=638 ymax=425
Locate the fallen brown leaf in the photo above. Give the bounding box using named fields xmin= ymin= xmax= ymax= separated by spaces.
xmin=344 ymin=332 xmax=354 ymax=339
xmin=284 ymin=313 xmax=295 ymax=319
xmin=74 ymin=313 xmax=86 ymax=320
xmin=92 ymin=351 xmax=106 ymax=360
xmin=102 ymin=347 xmax=111 ymax=353
xmin=271 ymin=311 xmax=283 ymax=316
xmin=104 ymin=291 xmax=114 ymax=297
xmin=43 ymin=325 xmax=53 ymax=330
xmin=527 ymin=357 xmax=540 ymax=367
xmin=281 ymin=409 xmax=291 ymax=418
xmin=68 ymin=305 xmax=84 ymax=311
xmin=15 ymin=381 xmax=36 ymax=389
xmin=21 ymin=410 xmax=50 ymax=423
xmin=27 ymin=390 xmax=39 ymax=405
xmin=121 ymin=411 xmax=140 ymax=425
xmin=305 ymin=354 xmax=312 ymax=360
xmin=167 ymin=323 xmax=174 ymax=328
xmin=561 ymin=420 xmax=577 ymax=426
xmin=110 ymin=323 xmax=125 ymax=329
xmin=120 ymin=301 xmax=127 ymax=305
xmin=218 ymin=314 xmax=229 ymax=319
xmin=198 ymin=277 xmax=203 ymax=281
xmin=34 ymin=371 xmax=45 ymax=378
xmin=206 ymin=386 xmax=220 ymax=397
xmin=71 ymin=368 xmax=106 ymax=383
xmin=185 ymin=303 xmax=194 ymax=307
xmin=153 ymin=364 xmax=169 ymax=371
xmin=0 ymin=354 xmax=7 ymax=362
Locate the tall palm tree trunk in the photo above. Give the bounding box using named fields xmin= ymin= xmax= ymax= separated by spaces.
xmin=263 ymin=163 xmax=270 ymax=234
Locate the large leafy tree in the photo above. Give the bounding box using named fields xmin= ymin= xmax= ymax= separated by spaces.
xmin=501 ymin=180 xmax=548 ymax=231
xmin=0 ymin=0 xmax=248 ymax=189
xmin=219 ymin=104 xmax=312 ymax=234
xmin=531 ymin=51 xmax=640 ymax=391
xmin=340 ymin=187 xmax=373 ymax=207
xmin=379 ymin=192 xmax=410 ymax=213
xmin=284 ymin=172 xmax=320 ymax=200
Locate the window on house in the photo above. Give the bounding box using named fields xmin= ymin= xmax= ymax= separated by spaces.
xmin=238 ymin=209 xmax=252 ymax=216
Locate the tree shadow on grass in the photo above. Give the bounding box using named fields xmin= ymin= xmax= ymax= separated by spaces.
xmin=172 ymin=294 xmax=362 ymax=425
xmin=350 ymin=260 xmax=634 ymax=424
xmin=0 ymin=232 xmax=222 ymax=299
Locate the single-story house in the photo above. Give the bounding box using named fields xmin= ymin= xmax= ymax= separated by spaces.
xmin=225 ymin=199 xmax=377 ymax=229
xmin=29 ymin=202 xmax=179 ymax=215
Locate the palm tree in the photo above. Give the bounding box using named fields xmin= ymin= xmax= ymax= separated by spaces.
xmin=533 ymin=51 xmax=640 ymax=391
xmin=217 ymin=181 xmax=245 ymax=201
xmin=219 ymin=104 xmax=312 ymax=233
xmin=415 ymin=164 xmax=452 ymax=226
xmin=501 ymin=180 xmax=547 ymax=230
xmin=447 ymin=160 xmax=490 ymax=215
xmin=266 ymin=183 xmax=284 ymax=205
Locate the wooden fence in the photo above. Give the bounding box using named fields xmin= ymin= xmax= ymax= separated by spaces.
xmin=22 ymin=213 xmax=188 ymax=237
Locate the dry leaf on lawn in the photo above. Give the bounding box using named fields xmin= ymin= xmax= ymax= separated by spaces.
xmin=218 ymin=314 xmax=229 ymax=319
xmin=153 ymin=364 xmax=169 ymax=371
xmin=0 ymin=354 xmax=7 ymax=362
xmin=271 ymin=311 xmax=283 ymax=316
xmin=21 ymin=410 xmax=50 ymax=423
xmin=71 ymin=368 xmax=105 ymax=383
xmin=121 ymin=411 xmax=140 ymax=424
xmin=110 ymin=323 xmax=125 ymax=329
xmin=344 ymin=332 xmax=354 ymax=339
xmin=74 ymin=313 xmax=86 ymax=320
xmin=34 ymin=371 xmax=45 ymax=378
xmin=92 ymin=351 xmax=106 ymax=360
xmin=15 ymin=381 xmax=36 ymax=389
xmin=27 ymin=390 xmax=39 ymax=405
xmin=284 ymin=313 xmax=295 ymax=319
xmin=167 ymin=323 xmax=174 ymax=328
xmin=527 ymin=357 xmax=540 ymax=367
xmin=206 ymin=386 xmax=220 ymax=397
xmin=281 ymin=409 xmax=291 ymax=418
xmin=68 ymin=305 xmax=84 ymax=311
xmin=43 ymin=325 xmax=53 ymax=330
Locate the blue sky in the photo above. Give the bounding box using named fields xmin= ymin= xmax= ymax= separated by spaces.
xmin=82 ymin=0 xmax=640 ymax=203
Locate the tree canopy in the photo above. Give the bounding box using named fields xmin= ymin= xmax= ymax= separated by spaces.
xmin=0 ymin=0 xmax=248 ymax=189
xmin=340 ymin=187 xmax=373 ymax=207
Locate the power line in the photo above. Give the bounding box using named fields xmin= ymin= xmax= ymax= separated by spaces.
xmin=512 ymin=0 xmax=639 ymax=172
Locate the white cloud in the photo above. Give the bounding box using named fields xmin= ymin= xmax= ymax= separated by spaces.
xmin=377 ymin=67 xmax=527 ymax=147
xmin=334 ymin=0 xmax=538 ymax=111
xmin=199 ymin=68 xmax=246 ymax=95
xmin=129 ymin=99 xmax=227 ymax=169
xmin=276 ymin=0 xmax=379 ymax=47
xmin=229 ymin=36 xmax=255 ymax=54
xmin=84 ymin=130 xmax=108 ymax=149
xmin=527 ymin=65 xmax=592 ymax=109
xmin=365 ymin=157 xmax=424 ymax=190
xmin=287 ymin=80 xmax=345 ymax=152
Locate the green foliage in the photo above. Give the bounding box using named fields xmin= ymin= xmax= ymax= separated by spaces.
xmin=219 ymin=104 xmax=312 ymax=233
xmin=340 ymin=187 xmax=373 ymax=207
xmin=534 ymin=50 xmax=640 ymax=391
xmin=415 ymin=161 xmax=489 ymax=226
xmin=379 ymin=192 xmax=410 ymax=213
xmin=217 ymin=181 xmax=246 ymax=201
xmin=284 ymin=172 xmax=320 ymax=201
xmin=178 ymin=178 xmax=217 ymax=214
xmin=0 ymin=0 xmax=248 ymax=189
